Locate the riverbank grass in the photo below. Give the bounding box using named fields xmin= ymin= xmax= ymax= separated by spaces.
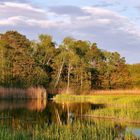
xmin=54 ymin=93 xmax=140 ymax=123
xmin=54 ymin=93 xmax=140 ymax=107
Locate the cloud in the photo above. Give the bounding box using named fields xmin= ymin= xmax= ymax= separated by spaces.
xmin=48 ymin=5 xmax=89 ymax=16
xmin=0 ymin=2 xmax=70 ymax=29
xmin=48 ymin=6 xmax=140 ymax=40
xmin=0 ymin=2 xmax=140 ymax=63
xmin=0 ymin=2 xmax=47 ymax=19
xmin=0 ymin=16 xmax=57 ymax=28
xmin=135 ymin=6 xmax=140 ymax=12
xmin=0 ymin=0 xmax=28 ymax=2
xmin=0 ymin=16 xmax=22 ymax=26
xmin=46 ymin=6 xmax=140 ymax=63
xmin=3 ymin=2 xmax=43 ymax=12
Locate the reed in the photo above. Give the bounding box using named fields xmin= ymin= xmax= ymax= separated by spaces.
xmin=0 ymin=121 xmax=138 ymax=140
xmin=0 ymin=87 xmax=47 ymax=99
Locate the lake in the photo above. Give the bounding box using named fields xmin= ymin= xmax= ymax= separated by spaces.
xmin=0 ymin=100 xmax=140 ymax=139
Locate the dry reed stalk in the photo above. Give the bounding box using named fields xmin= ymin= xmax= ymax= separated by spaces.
xmin=0 ymin=87 xmax=47 ymax=99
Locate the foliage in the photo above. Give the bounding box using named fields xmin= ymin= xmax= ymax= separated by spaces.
xmin=0 ymin=31 xmax=132 ymax=90
xmin=128 ymin=63 xmax=140 ymax=88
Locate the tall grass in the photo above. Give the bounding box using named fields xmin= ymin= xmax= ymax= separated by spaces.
xmin=0 ymin=87 xmax=47 ymax=99
xmin=54 ymin=94 xmax=140 ymax=107
xmin=87 ymin=107 xmax=140 ymax=123
xmin=54 ymin=94 xmax=140 ymax=123
xmin=0 ymin=121 xmax=138 ymax=140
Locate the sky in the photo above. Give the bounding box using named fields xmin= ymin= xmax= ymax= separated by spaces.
xmin=0 ymin=0 xmax=140 ymax=64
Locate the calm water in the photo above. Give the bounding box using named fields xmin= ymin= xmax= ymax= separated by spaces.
xmin=0 ymin=100 xmax=140 ymax=139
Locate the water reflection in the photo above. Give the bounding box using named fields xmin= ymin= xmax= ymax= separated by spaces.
xmin=0 ymin=100 xmax=139 ymax=139
xmin=0 ymin=100 xmax=46 ymax=111
xmin=126 ymin=127 xmax=140 ymax=137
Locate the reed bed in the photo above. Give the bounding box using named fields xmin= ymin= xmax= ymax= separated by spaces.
xmin=0 ymin=87 xmax=47 ymax=99
xmin=0 ymin=121 xmax=139 ymax=140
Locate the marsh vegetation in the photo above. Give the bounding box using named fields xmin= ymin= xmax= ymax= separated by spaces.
xmin=0 ymin=87 xmax=47 ymax=99
xmin=0 ymin=100 xmax=139 ymax=140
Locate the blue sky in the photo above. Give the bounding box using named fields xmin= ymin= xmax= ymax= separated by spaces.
xmin=0 ymin=0 xmax=140 ymax=63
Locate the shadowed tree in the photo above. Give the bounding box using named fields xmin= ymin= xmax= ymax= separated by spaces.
xmin=102 ymin=51 xmax=130 ymax=89
xmin=0 ymin=31 xmax=48 ymax=88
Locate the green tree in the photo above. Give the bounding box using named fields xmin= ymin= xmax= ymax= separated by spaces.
xmin=73 ymin=40 xmax=91 ymax=91
xmin=32 ymin=34 xmax=56 ymax=87
xmin=86 ymin=43 xmax=105 ymax=89
xmin=0 ymin=31 xmax=48 ymax=88
xmin=102 ymin=51 xmax=130 ymax=89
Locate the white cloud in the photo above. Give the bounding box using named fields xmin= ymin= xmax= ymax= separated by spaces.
xmin=25 ymin=19 xmax=58 ymax=28
xmin=0 ymin=16 xmax=58 ymax=28
xmin=0 ymin=2 xmax=140 ymax=63
xmin=3 ymin=2 xmax=45 ymax=13
xmin=82 ymin=6 xmax=117 ymax=16
xmin=0 ymin=16 xmax=22 ymax=26
xmin=0 ymin=2 xmax=47 ymax=19
xmin=74 ymin=7 xmax=140 ymax=39
xmin=46 ymin=6 xmax=140 ymax=63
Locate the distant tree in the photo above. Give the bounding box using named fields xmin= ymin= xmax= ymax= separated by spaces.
xmin=102 ymin=51 xmax=130 ymax=89
xmin=0 ymin=39 xmax=6 ymax=86
xmin=127 ymin=64 xmax=140 ymax=88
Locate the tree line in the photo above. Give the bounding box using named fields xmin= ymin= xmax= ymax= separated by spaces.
xmin=128 ymin=64 xmax=140 ymax=88
xmin=0 ymin=31 xmax=132 ymax=92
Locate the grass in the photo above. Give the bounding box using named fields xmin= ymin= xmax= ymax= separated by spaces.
xmin=0 ymin=87 xmax=47 ymax=99
xmin=0 ymin=121 xmax=139 ymax=140
xmin=54 ymin=94 xmax=140 ymax=107
xmin=54 ymin=93 xmax=140 ymax=123
xmin=87 ymin=107 xmax=140 ymax=123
